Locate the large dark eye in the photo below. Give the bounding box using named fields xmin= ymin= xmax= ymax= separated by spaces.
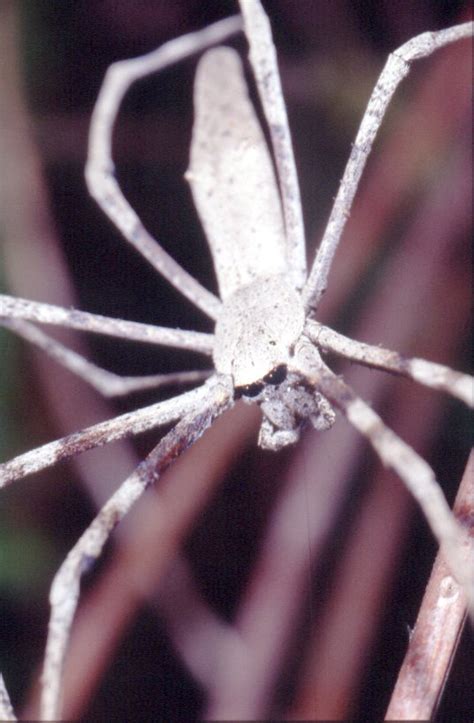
xmin=234 ymin=381 xmax=265 ymax=399
xmin=263 ymin=364 xmax=287 ymax=386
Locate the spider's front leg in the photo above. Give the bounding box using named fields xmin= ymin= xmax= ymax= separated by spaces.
xmin=293 ymin=339 xmax=474 ymax=617
xmin=0 ymin=378 xmax=226 ymax=486
xmin=39 ymin=377 xmax=233 ymax=720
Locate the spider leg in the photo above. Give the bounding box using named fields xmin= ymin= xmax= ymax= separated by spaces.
xmin=39 ymin=384 xmax=233 ymax=721
xmin=239 ymin=0 xmax=307 ymax=289
xmin=293 ymin=342 xmax=474 ymax=617
xmin=2 ymin=319 xmax=211 ymax=397
xmin=0 ymin=293 xmax=213 ymax=354
xmin=307 ymin=321 xmax=473 ymax=407
xmin=0 ymin=376 xmax=232 ymax=486
xmin=86 ymin=16 xmax=243 ymax=321
xmin=303 ymin=21 xmax=474 ymax=313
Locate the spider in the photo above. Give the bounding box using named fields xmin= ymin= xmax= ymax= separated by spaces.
xmin=0 ymin=1 xmax=472 ymax=719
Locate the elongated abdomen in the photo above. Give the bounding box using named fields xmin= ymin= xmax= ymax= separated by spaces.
xmin=186 ymin=47 xmax=288 ymax=300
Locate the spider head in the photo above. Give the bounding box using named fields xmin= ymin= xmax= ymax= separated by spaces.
xmin=234 ymin=364 xmax=288 ymax=399
xmin=235 ymin=365 xmax=336 ymax=451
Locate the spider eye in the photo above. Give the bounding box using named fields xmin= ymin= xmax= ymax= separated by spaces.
xmin=263 ymin=364 xmax=287 ymax=386
xmin=234 ymin=381 xmax=265 ymax=399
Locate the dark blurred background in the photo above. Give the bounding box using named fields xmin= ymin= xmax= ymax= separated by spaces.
xmin=0 ymin=1 xmax=472 ymax=720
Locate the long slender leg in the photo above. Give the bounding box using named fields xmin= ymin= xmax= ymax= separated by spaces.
xmin=306 ymin=321 xmax=473 ymax=407
xmin=0 ymin=294 xmax=213 ymax=354
xmin=302 ymin=21 xmax=474 ymax=313
xmin=2 ymin=319 xmax=210 ymax=397
xmin=0 ymin=377 xmax=231 ymax=486
xmin=39 ymin=381 xmax=233 ymax=721
xmin=86 ymin=16 xmax=243 ymax=321
xmin=292 ymin=342 xmax=474 ymax=616
xmin=239 ymin=0 xmax=307 ymax=289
